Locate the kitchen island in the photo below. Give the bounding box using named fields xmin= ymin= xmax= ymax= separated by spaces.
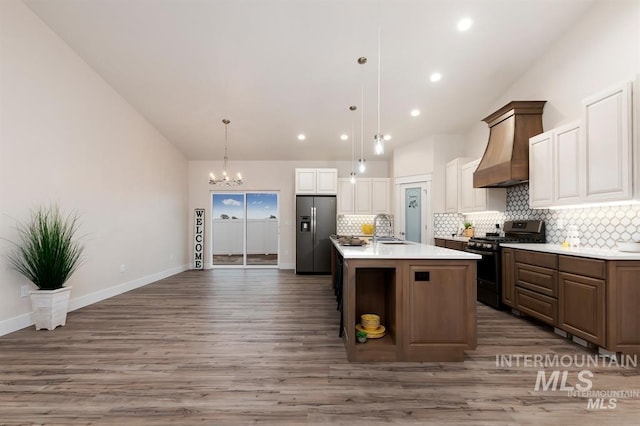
xmin=331 ymin=239 xmax=481 ymax=362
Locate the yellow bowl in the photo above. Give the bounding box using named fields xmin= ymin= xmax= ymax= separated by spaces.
xmin=361 ymin=314 xmax=380 ymax=322
xmin=361 ymin=313 xmax=380 ymax=330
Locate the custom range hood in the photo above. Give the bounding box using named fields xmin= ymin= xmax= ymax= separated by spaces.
xmin=473 ymin=101 xmax=546 ymax=188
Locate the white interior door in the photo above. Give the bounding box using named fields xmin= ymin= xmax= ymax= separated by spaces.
xmin=396 ymin=178 xmax=432 ymax=244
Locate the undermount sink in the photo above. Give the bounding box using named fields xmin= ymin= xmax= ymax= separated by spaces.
xmin=379 ymin=240 xmax=411 ymax=245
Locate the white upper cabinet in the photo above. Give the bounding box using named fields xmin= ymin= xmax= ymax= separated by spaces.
xmin=583 ymin=82 xmax=633 ymax=202
xmin=336 ymin=178 xmax=390 ymax=215
xmin=529 ymin=131 xmax=554 ymax=208
xmin=445 ymin=157 xmax=472 ymax=213
xmin=528 ymin=81 xmax=635 ymax=208
xmin=371 ymin=178 xmax=391 ymax=214
xmin=554 ymin=123 xmax=583 ymax=205
xmin=459 ymin=160 xmax=475 ymax=213
xmin=460 ymin=159 xmax=506 ymax=213
xmin=295 ymin=168 xmax=338 ymax=194
xmin=355 ymin=179 xmax=372 ymax=214
xmin=529 ymin=122 xmax=582 ymax=209
xmin=337 ymin=178 xmax=355 ymax=215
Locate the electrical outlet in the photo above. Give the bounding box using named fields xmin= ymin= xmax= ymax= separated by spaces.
xmin=557 ymin=219 xmax=564 ymax=230
xmin=120 ymin=264 xmax=126 ymax=273
xmin=20 ymin=285 xmax=30 ymax=298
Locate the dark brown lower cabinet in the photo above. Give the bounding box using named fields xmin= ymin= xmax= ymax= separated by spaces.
xmin=502 ymin=250 xmax=640 ymax=355
xmin=558 ymin=272 xmax=605 ymax=346
xmin=607 ymin=261 xmax=640 ymax=355
xmin=502 ymin=248 xmax=515 ymax=307
xmin=403 ymin=264 xmax=475 ymax=361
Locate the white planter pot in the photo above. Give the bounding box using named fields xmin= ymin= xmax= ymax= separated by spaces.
xmin=29 ymin=286 xmax=72 ymax=331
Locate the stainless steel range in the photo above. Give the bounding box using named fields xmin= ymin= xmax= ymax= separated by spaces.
xmin=465 ymin=220 xmax=546 ymax=309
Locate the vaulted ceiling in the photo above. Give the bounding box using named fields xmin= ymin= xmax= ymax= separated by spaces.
xmin=24 ymin=0 xmax=595 ymax=161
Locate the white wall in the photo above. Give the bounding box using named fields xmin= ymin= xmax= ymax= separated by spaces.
xmin=0 ymin=1 xmax=189 ymax=335
xmin=189 ymin=160 xmax=389 ymax=269
xmin=464 ymin=0 xmax=640 ymax=158
xmin=393 ymin=135 xmax=465 ymax=213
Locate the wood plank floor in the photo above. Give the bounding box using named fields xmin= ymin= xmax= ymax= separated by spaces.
xmin=1 ymin=269 xmax=638 ymax=425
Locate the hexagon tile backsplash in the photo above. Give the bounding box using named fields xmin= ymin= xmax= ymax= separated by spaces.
xmin=433 ymin=183 xmax=640 ymax=248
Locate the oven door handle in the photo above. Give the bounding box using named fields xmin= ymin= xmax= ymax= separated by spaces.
xmin=464 ymin=247 xmax=497 ymax=256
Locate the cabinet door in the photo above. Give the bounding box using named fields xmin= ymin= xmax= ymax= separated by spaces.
xmin=502 ymin=248 xmax=515 ymax=307
xmin=371 ymin=179 xmax=390 ymax=214
xmin=316 ymin=169 xmax=338 ymax=194
xmin=460 ymin=160 xmax=476 ymax=213
xmin=355 ymin=179 xmax=372 ymax=213
xmin=403 ymin=264 xmax=475 ymax=360
xmin=295 ymin=169 xmax=317 ymax=194
xmin=445 ymin=160 xmax=459 ymax=213
xmin=554 ymin=122 xmax=583 ymax=205
xmin=529 ymin=131 xmax=553 ymax=208
xmin=337 ymin=178 xmax=355 ymax=215
xmin=559 ymin=272 xmax=605 ymax=346
xmin=583 ymin=82 xmax=632 ymax=202
xmin=472 ymin=186 xmax=487 ymax=212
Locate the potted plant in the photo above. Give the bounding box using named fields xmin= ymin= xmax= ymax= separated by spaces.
xmin=5 ymin=204 xmax=84 ymax=330
xmin=356 ymin=330 xmax=368 ymax=343
xmin=463 ymin=222 xmax=474 ymax=237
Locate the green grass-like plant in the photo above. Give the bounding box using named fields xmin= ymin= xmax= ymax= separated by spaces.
xmin=6 ymin=204 xmax=84 ymax=290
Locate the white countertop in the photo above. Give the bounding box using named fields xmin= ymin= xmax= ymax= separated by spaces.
xmin=501 ymin=243 xmax=640 ymax=261
xmin=333 ymin=239 xmax=481 ymax=260
xmin=434 ymin=235 xmax=470 ymax=242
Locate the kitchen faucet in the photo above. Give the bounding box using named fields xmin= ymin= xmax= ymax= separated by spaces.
xmin=372 ymin=213 xmax=394 ymax=244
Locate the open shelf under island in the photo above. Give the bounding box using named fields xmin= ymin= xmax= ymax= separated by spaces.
xmin=331 ymin=238 xmax=481 ymax=362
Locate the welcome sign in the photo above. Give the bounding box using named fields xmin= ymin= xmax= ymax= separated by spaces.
xmin=194 ymin=208 xmax=205 ymax=269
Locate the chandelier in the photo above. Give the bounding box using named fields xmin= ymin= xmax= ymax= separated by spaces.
xmin=209 ymin=119 xmax=243 ymax=186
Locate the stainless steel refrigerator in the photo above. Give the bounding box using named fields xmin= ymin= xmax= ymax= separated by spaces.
xmin=296 ymin=195 xmax=336 ymax=274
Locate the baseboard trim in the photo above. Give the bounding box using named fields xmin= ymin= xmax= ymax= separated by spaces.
xmin=0 ymin=313 xmax=34 ymax=338
xmin=0 ymin=264 xmax=189 ymax=337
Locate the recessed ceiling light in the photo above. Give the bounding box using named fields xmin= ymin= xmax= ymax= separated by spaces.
xmin=383 ymin=134 xmax=392 ymax=141
xmin=340 ymin=134 xmax=349 ymax=141
xmin=410 ymin=109 xmax=421 ymax=117
xmin=297 ymin=134 xmax=306 ymax=141
xmin=457 ymin=17 xmax=473 ymax=32
xmin=430 ymin=72 xmax=442 ymax=83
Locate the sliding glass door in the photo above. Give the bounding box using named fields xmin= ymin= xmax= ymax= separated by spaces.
xmin=211 ymin=192 xmax=279 ymax=268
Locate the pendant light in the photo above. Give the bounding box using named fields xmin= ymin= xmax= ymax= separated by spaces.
xmin=209 ymin=119 xmax=243 ymax=186
xmin=373 ymin=0 xmax=385 ymax=155
xmin=357 ymin=56 xmax=367 ymax=173
xmin=349 ymin=105 xmax=357 ymax=184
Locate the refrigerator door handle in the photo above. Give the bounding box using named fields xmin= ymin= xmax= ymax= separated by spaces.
xmin=311 ymin=206 xmax=316 ymax=239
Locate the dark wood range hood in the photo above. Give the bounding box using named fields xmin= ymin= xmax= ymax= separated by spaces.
xmin=473 ymin=101 xmax=546 ymax=188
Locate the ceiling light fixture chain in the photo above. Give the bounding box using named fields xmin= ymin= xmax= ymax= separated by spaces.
xmin=357 ymin=56 xmax=367 ymax=174
xmin=349 ymin=105 xmax=357 ymax=184
xmin=373 ymin=0 xmax=385 ymax=156
xmin=209 ymin=118 xmax=243 ymax=186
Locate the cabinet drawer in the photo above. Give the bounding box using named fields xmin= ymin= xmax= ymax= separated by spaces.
xmin=515 ymin=287 xmax=558 ymax=326
xmin=515 ymin=250 xmax=557 ymax=269
xmin=559 ymin=256 xmax=606 ymax=279
xmin=434 ymin=238 xmax=446 ymax=248
xmin=445 ymin=240 xmax=465 ymax=251
xmin=515 ymin=263 xmax=558 ymax=297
